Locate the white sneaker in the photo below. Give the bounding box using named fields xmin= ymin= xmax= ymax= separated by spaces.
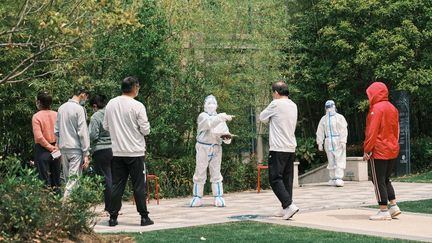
xmin=389 ymin=205 xmax=401 ymax=218
xmin=328 ymin=179 xmax=336 ymax=186
xmin=369 ymin=210 xmax=392 ymax=220
xmin=282 ymin=203 xmax=299 ymax=220
xmin=274 ymin=207 xmax=284 ymax=217
xmin=214 ymin=196 xmax=226 ymax=207
xmin=189 ymin=196 xmax=203 ymax=207
xmin=335 ymin=179 xmax=344 ymax=187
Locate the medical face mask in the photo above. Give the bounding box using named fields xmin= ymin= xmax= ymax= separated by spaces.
xmin=205 ymin=103 xmax=217 ymax=115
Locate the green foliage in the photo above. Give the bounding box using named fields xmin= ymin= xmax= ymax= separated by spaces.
xmin=285 ymin=0 xmax=432 ymax=142
xmin=409 ymin=136 xmax=432 ymax=173
xmin=0 ymin=156 xmax=103 ymax=242
xmin=147 ymin=155 xmax=260 ymax=198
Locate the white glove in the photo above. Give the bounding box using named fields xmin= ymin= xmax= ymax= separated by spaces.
xmin=219 ymin=113 xmax=233 ymax=122
xmin=318 ymin=144 xmax=323 ymax=151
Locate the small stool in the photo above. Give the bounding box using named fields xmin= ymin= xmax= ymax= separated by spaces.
xmin=257 ymin=164 xmax=268 ymax=193
xmin=132 ymin=174 xmax=160 ymax=205
xmin=146 ymin=174 xmax=159 ymax=205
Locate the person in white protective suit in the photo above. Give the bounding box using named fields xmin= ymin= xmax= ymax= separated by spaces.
xmin=316 ymin=100 xmax=348 ymax=187
xmin=190 ymin=95 xmax=233 ymax=207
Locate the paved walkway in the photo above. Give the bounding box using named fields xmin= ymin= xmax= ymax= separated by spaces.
xmin=94 ymin=181 xmax=432 ymax=242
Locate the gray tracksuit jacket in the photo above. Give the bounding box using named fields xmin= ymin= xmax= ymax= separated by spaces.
xmin=89 ymin=108 xmax=111 ymax=153
xmin=55 ymin=99 xmax=90 ymax=156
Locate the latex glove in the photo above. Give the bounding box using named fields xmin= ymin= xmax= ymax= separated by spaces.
xmin=219 ymin=113 xmax=233 ymax=122
xmin=318 ymin=144 xmax=323 ymax=151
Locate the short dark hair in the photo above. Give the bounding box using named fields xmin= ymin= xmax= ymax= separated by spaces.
xmin=74 ymin=86 xmax=90 ymax=96
xmin=272 ymin=81 xmax=289 ymax=96
xmin=89 ymin=94 xmax=108 ymax=109
xmin=37 ymin=91 xmax=52 ymax=109
xmin=121 ymin=76 xmax=140 ymax=93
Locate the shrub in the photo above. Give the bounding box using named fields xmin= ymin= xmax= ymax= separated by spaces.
xmin=146 ymin=154 xmax=261 ymax=198
xmin=0 ymin=156 xmax=103 ymax=242
xmin=410 ymin=136 xmax=432 ymax=173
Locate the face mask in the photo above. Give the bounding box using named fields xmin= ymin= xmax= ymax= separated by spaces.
xmin=205 ymin=104 xmax=217 ymax=115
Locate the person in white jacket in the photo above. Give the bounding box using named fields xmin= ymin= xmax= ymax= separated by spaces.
xmin=316 ymin=100 xmax=348 ymax=187
xmin=190 ymin=95 xmax=233 ymax=207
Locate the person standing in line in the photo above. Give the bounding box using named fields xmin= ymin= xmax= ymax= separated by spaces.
xmin=89 ymin=94 xmax=112 ymax=214
xmin=103 ymin=77 xmax=153 ymax=227
xmin=55 ymin=87 xmax=90 ymax=201
xmin=32 ymin=91 xmax=61 ymax=194
xmin=259 ymin=81 xmax=299 ymax=220
xmin=363 ymin=82 xmax=401 ymax=220
xmin=316 ymin=100 xmax=348 ymax=187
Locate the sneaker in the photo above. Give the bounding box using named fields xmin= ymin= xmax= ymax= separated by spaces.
xmin=214 ymin=196 xmax=226 ymax=207
xmin=369 ymin=210 xmax=392 ymax=221
xmin=108 ymin=217 xmax=118 ymax=227
xmin=389 ymin=205 xmax=401 ymax=218
xmin=328 ymin=179 xmax=336 ymax=186
xmin=190 ymin=196 xmax=203 ymax=207
xmin=335 ymin=179 xmax=344 ymax=187
xmin=141 ymin=216 xmax=154 ymax=226
xmin=274 ymin=207 xmax=284 ymax=217
xmin=282 ymin=203 xmax=300 ymax=220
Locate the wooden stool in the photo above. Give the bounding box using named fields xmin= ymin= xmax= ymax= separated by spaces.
xmin=146 ymin=174 xmax=159 ymax=205
xmin=132 ymin=174 xmax=160 ymax=205
xmin=257 ymin=164 xmax=268 ymax=193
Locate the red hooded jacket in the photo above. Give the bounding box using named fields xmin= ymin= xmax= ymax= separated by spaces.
xmin=364 ymin=82 xmax=400 ymax=160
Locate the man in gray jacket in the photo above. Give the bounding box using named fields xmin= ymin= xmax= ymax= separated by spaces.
xmin=259 ymin=81 xmax=299 ymax=220
xmin=55 ymin=87 xmax=90 ymax=201
xmin=103 ymin=76 xmax=153 ymax=227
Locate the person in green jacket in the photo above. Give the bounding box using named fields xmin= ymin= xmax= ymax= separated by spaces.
xmin=89 ymin=94 xmax=112 ymax=213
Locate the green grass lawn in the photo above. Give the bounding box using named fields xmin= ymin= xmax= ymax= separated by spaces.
xmin=393 ymin=170 xmax=432 ymax=183
xmin=396 ymin=199 xmax=432 ymax=214
xmin=130 ymin=221 xmax=416 ymax=243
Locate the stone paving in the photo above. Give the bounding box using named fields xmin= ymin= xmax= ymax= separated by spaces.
xmin=94 ymin=181 xmax=432 ymax=242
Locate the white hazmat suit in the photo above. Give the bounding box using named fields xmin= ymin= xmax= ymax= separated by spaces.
xmin=190 ymin=95 xmax=233 ymax=207
xmin=316 ymin=100 xmax=348 ymax=187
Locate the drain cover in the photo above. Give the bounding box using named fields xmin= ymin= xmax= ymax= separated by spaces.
xmin=228 ymin=214 xmax=267 ymax=220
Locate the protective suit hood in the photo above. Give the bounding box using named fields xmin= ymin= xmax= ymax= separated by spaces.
xmin=325 ymin=100 xmax=336 ymax=115
xmin=366 ymin=82 xmax=389 ymax=107
xmin=204 ymin=95 xmax=218 ymax=115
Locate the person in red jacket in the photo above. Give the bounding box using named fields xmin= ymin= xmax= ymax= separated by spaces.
xmin=363 ymin=82 xmax=401 ymax=220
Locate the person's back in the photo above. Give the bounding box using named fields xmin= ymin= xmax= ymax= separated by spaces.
xmin=56 ymin=100 xmax=89 ymax=153
xmin=32 ymin=110 xmax=57 ymax=151
xmin=259 ymin=81 xmax=299 ymax=220
xmin=102 ymin=76 xmax=153 ymax=227
xmin=54 ymin=88 xmax=90 ymax=201
xmin=267 ymin=99 xmax=297 ymax=152
xmin=104 ymin=95 xmax=149 ymax=157
xmin=32 ymin=91 xmax=61 ymax=193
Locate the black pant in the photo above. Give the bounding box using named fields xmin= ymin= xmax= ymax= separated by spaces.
xmin=268 ymin=151 xmax=295 ymax=209
xmin=370 ymin=158 xmax=396 ymax=205
xmin=93 ymin=148 xmax=113 ymax=211
xmin=34 ymin=144 xmax=61 ymax=194
xmin=109 ymin=156 xmax=148 ymax=217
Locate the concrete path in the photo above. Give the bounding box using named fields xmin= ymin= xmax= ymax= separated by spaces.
xmin=94 ymin=181 xmax=432 ymax=242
